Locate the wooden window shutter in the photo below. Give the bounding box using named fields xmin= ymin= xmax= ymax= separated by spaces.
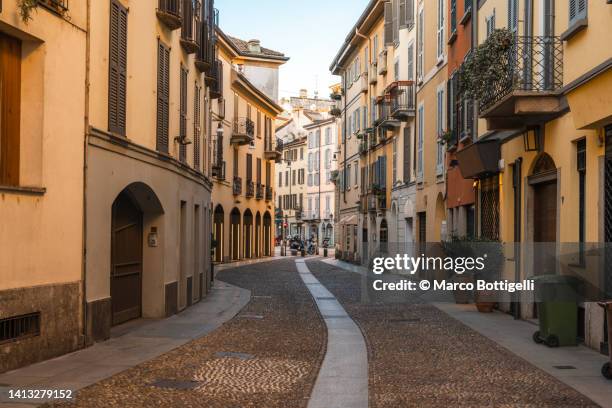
xmin=266 ymin=162 xmax=271 ymax=186
xmin=0 ymin=33 xmax=21 ymax=186
xmin=109 ymin=0 xmax=128 ymax=136
xmin=403 ymin=126 xmax=411 ymax=182
xmin=569 ymin=0 xmax=587 ymax=23
xmin=246 ymin=153 xmax=252 ymax=181
xmin=179 ymin=66 xmax=188 ymax=162
xmin=384 ymin=1 xmax=394 ymax=46
xmin=156 ymin=42 xmax=170 ymax=153
xmin=194 ymin=84 xmax=201 ymax=171
xmin=399 ymin=0 xmax=407 ymax=27
xmin=257 ymin=158 xmax=262 ymax=183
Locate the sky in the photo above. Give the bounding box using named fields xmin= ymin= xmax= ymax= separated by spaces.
xmin=215 ymin=0 xmax=370 ymax=100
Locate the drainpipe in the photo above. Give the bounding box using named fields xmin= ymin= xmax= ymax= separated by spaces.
xmin=355 ymin=28 xmax=371 ymax=241
xmin=81 ymin=0 xmax=92 ymax=346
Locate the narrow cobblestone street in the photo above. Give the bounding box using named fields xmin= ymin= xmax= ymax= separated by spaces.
xmin=27 ymin=257 xmax=601 ymax=407
xmin=47 ymin=259 xmax=326 ymax=408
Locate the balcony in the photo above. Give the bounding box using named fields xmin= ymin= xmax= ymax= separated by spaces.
xmin=455 ymin=140 xmax=500 ymax=179
xmin=230 ymin=118 xmax=255 ymax=145
xmin=208 ymin=60 xmax=223 ymax=100
xmin=378 ymin=50 xmax=388 ymax=75
xmin=369 ymin=63 xmax=378 ymax=84
xmin=195 ymin=7 xmax=218 ymax=72
xmin=180 ymin=0 xmax=201 ymax=54
xmin=360 ymin=192 xmax=387 ymax=214
xmin=377 ymin=100 xmax=400 ymax=129
xmin=232 ymin=176 xmax=242 ymax=195
xmin=212 ymin=161 xmax=225 ymax=180
xmin=264 ymin=138 xmax=282 ymax=161
xmin=245 ymin=180 xmax=255 ymax=198
xmin=265 ymin=186 xmax=273 ymax=202
xmin=388 ymin=81 xmax=416 ymax=120
xmin=360 ymin=74 xmax=368 ymax=93
xmin=359 ymin=140 xmax=368 ymax=155
xmin=157 ymin=0 xmax=182 ymax=30
xmin=256 ymin=183 xmax=264 ymax=200
xmin=478 ymin=36 xmax=565 ymax=130
xmin=330 ymin=102 xmax=342 ymax=118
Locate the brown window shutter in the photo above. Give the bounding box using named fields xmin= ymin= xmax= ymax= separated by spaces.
xmin=157 ymin=42 xmax=170 ymax=153
xmin=384 ymin=1 xmax=394 ymax=46
xmin=0 ymin=33 xmax=21 ymax=186
xmin=266 ymin=162 xmax=271 ymax=186
xmin=194 ymin=84 xmax=201 ymax=171
xmin=179 ymin=66 xmax=188 ymax=162
xmin=246 ymin=153 xmax=253 ymax=181
xmin=403 ymin=126 xmax=411 ymax=182
xmin=256 ymin=158 xmax=262 ymax=183
xmin=109 ymin=0 xmax=127 ymax=136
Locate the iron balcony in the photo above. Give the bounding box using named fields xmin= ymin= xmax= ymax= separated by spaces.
xmin=232 ymin=176 xmax=242 ymax=195
xmin=157 ymin=0 xmax=182 ymax=30
xmin=230 ymin=118 xmax=255 ymax=145
xmin=245 ymin=180 xmax=255 ymax=198
xmin=388 ymin=81 xmax=416 ymax=120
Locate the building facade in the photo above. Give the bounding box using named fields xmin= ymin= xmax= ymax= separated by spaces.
xmin=0 ymin=0 xmax=220 ymax=372
xmin=275 ymin=135 xmax=307 ymax=239
xmin=330 ymin=0 xmax=419 ymax=264
xmin=210 ymin=31 xmax=286 ymax=263
xmin=453 ymin=0 xmax=612 ymax=353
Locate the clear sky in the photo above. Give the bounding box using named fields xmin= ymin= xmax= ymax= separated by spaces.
xmin=215 ymin=0 xmax=370 ymax=100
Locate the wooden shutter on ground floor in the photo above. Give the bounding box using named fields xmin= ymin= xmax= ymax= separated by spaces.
xmin=109 ymin=0 xmax=128 ymax=136
xmin=0 ymin=32 xmax=21 ymax=186
xmin=157 ymin=41 xmax=170 ymax=153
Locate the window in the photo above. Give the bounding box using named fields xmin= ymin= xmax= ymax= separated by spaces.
xmin=373 ymin=34 xmax=379 ymax=62
xmin=354 ymin=162 xmax=359 ymax=188
xmin=316 ymin=129 xmax=321 ymax=147
xmin=508 ymin=0 xmax=518 ymax=32
xmin=486 ymin=9 xmax=496 ymax=38
xmin=403 ymin=126 xmax=411 ymax=182
xmin=347 ymin=164 xmax=352 ymax=187
xmin=308 ymin=153 xmax=313 ymax=172
xmin=109 ymin=0 xmax=128 ymax=136
xmin=417 ymin=8 xmax=424 ymax=80
xmin=246 ymin=154 xmax=253 ymax=182
xmin=407 ymin=44 xmax=414 ymax=80
xmin=156 ymin=41 xmax=170 ymax=153
xmin=315 ymin=173 xmax=320 ymax=186
xmin=279 ymin=172 xmax=282 ymax=187
xmin=308 ymin=174 xmax=313 ymax=186
xmin=0 ymin=33 xmax=21 ymax=186
xmin=194 ymin=84 xmax=201 ymax=170
xmin=179 ymin=66 xmax=188 ymax=162
xmin=285 ymin=170 xmax=289 ymax=186
xmin=436 ymin=86 xmax=445 ymax=175
xmin=325 ymin=149 xmax=331 ymax=169
xmin=393 ymin=138 xmax=397 ymax=184
xmin=394 ymin=60 xmax=400 ymax=82
xmin=417 ymin=105 xmax=424 ymax=180
xmin=450 ymin=0 xmax=457 ymax=34
xmin=325 ymin=128 xmax=332 ymax=145
xmin=257 ymin=111 xmax=262 ymax=138
xmin=437 ymin=0 xmax=445 ymax=60
xmin=569 ymin=0 xmax=587 ymax=25
xmin=300 ymin=147 xmax=304 ymax=159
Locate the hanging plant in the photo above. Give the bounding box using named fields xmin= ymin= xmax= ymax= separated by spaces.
xmin=18 ymin=0 xmax=40 ymax=23
xmin=458 ymin=29 xmax=515 ymax=100
xmin=438 ymin=129 xmax=454 ymax=145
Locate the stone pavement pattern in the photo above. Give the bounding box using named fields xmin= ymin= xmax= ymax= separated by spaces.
xmin=47 ymin=259 xmax=326 ymax=408
xmin=306 ymin=259 xmax=600 ymax=408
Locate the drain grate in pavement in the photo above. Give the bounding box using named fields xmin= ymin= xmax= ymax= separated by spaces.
xmin=215 ymin=351 xmax=255 ymax=360
xmin=387 ymin=318 xmax=422 ymax=323
xmin=240 ymin=314 xmax=264 ymax=320
xmin=150 ymin=379 xmax=201 ymax=390
xmin=553 ymin=365 xmax=577 ymax=370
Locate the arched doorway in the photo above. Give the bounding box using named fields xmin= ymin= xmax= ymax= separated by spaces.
xmin=325 ymin=223 xmax=333 ymax=243
xmin=263 ymin=212 xmax=272 ymax=256
xmin=530 ymin=153 xmax=558 ymax=276
xmin=244 ymin=210 xmax=254 ymax=259
xmin=255 ymin=212 xmax=262 ymax=258
xmin=230 ymin=208 xmax=241 ymax=261
xmin=111 ymin=190 xmax=143 ymax=326
xmin=380 ymin=219 xmax=389 ymax=254
xmin=213 ymin=205 xmax=224 ymax=263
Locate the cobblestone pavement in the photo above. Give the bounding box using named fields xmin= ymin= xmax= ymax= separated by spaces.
xmin=50 ymin=259 xmax=326 ymax=408
xmin=306 ymin=259 xmax=599 ymax=408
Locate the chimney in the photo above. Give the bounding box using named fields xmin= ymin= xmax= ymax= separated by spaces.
xmin=299 ymin=89 xmax=308 ymax=98
xmin=247 ymin=39 xmax=261 ymax=53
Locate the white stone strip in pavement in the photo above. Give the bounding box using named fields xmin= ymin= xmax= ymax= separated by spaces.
xmin=295 ymin=259 xmax=368 ymax=408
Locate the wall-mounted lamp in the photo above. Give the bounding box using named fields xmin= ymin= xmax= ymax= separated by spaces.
xmin=523 ymin=128 xmax=541 ymax=152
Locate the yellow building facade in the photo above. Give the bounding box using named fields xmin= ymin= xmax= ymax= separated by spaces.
xmin=211 ymin=31 xmax=285 ymax=263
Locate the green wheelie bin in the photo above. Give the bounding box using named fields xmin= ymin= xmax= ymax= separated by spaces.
xmin=532 ymin=275 xmax=580 ymax=347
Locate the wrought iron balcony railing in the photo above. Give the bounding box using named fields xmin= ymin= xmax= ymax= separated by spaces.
xmin=211 ymin=161 xmax=225 ymax=180
xmin=264 ymin=137 xmax=282 ymax=161
xmin=265 ymin=186 xmax=273 ymax=202
xmin=39 ymin=0 xmax=69 ymax=13
xmin=389 ymin=81 xmax=415 ymax=120
xmin=180 ymin=0 xmax=201 ymax=54
xmin=376 ymin=100 xmax=400 ymax=129
xmin=231 ymin=117 xmax=255 ymax=145
xmin=479 ymin=36 xmax=563 ymax=113
xmin=196 ymin=5 xmax=218 ymax=72
xmin=245 ymin=180 xmax=255 ymax=198
xmin=208 ymin=59 xmax=223 ymax=100
xmin=232 ymin=176 xmax=242 ymax=195
xmin=157 ymin=0 xmax=182 ymax=30
xmin=256 ymin=183 xmax=264 ymax=200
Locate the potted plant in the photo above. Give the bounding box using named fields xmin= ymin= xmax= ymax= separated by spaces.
xmin=473 ymin=238 xmax=504 ymax=313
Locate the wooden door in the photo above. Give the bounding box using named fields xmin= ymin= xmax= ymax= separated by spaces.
xmin=111 ymin=192 xmax=143 ymax=325
xmin=534 ymin=180 xmax=557 ymax=275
